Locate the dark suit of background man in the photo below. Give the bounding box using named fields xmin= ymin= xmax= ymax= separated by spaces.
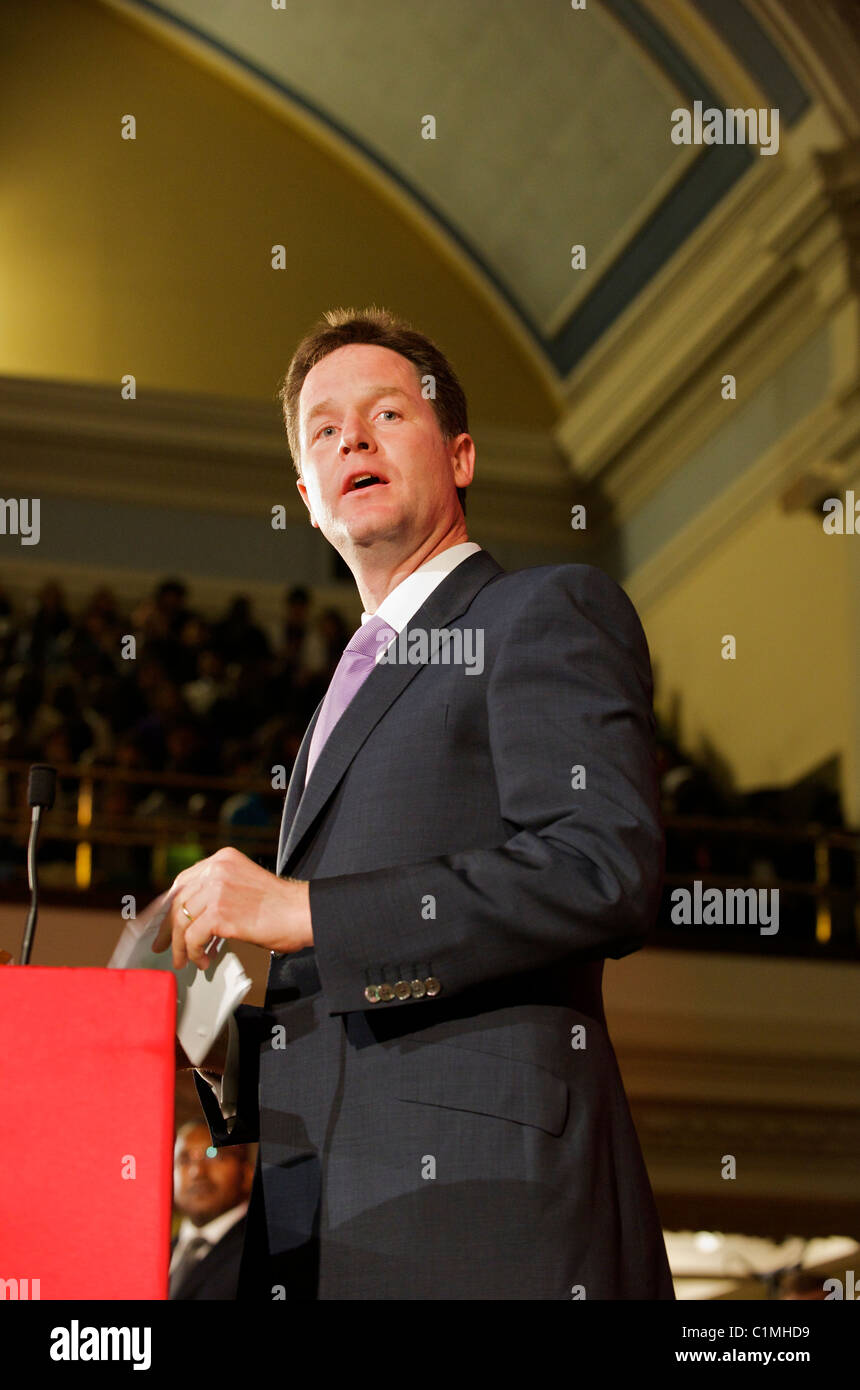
xmin=157 ymin=306 xmax=674 ymax=1300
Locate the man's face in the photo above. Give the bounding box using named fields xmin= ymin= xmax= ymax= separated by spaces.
xmin=173 ymin=1125 xmax=251 ymax=1227
xmin=296 ymin=343 xmax=471 ymax=555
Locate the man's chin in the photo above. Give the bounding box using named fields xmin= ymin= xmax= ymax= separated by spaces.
xmin=333 ymin=515 xmax=405 ymax=550
xmin=183 ymin=1194 xmax=216 ymax=1213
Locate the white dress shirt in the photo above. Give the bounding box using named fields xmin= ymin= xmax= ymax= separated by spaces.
xmin=362 ymin=540 xmax=482 ymax=634
xmin=197 ymin=539 xmax=482 ymax=1124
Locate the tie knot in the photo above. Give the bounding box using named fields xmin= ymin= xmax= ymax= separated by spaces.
xmin=346 ymin=614 xmax=397 ymax=660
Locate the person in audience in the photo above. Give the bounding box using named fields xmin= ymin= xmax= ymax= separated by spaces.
xmin=183 ymin=646 xmax=233 ymax=719
xmin=170 ymin=1121 xmax=254 ymax=1300
xmin=212 ymin=595 xmax=271 ymax=669
xmin=15 ymin=580 xmax=72 ymax=665
xmin=6 ymin=573 xmax=846 ymax=937
xmin=281 ymin=585 xmax=311 ymax=669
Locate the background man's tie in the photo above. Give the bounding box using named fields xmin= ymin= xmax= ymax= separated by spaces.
xmin=305 ymin=613 xmax=396 ymax=780
xmin=168 ymin=1234 xmax=209 ymax=1297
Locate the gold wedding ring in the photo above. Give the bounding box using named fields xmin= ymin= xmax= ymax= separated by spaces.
xmin=181 ymin=902 xmax=194 ymax=923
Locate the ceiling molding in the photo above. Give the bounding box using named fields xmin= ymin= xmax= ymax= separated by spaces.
xmin=0 ymin=373 xmax=571 ymax=545
xmin=102 ymin=0 xmax=814 ymax=384
xmin=752 ymin=0 xmax=860 ymax=142
xmin=641 ymin=0 xmax=781 ymax=115
xmin=622 ymin=389 xmax=860 ymax=611
xmin=555 ymin=138 xmax=860 ymax=507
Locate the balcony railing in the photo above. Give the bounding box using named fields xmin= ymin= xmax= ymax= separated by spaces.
xmin=0 ymin=759 xmax=856 ymax=957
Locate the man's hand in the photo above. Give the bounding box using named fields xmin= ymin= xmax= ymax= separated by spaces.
xmin=152 ymin=846 xmax=313 ymax=970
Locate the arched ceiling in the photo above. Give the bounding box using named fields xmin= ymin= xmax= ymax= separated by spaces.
xmin=0 ymin=0 xmax=823 ymax=477
xmin=112 ymin=0 xmax=809 ymax=376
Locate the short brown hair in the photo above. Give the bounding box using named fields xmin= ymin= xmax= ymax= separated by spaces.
xmin=277 ymin=305 xmax=468 ymax=513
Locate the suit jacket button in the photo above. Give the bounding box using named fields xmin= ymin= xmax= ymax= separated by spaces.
xmin=424 ymin=977 xmax=441 ymax=997
xmin=394 ymin=981 xmax=412 ymax=1000
xmin=364 ymin=985 xmax=380 ymax=1003
xmin=377 ymin=983 xmax=395 ymax=1002
xmin=410 ymin=978 xmax=426 ymax=999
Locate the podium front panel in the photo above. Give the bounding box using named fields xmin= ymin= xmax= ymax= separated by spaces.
xmin=0 ymin=967 xmax=175 ymax=1300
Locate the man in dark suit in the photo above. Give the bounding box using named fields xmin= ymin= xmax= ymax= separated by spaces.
xmin=169 ymin=1121 xmax=253 ymax=1300
xmin=157 ymin=306 xmax=674 ymax=1300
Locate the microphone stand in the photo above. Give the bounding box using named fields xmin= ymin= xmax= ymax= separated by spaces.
xmin=18 ymin=764 xmax=57 ymax=966
xmin=19 ymin=804 xmax=45 ymax=966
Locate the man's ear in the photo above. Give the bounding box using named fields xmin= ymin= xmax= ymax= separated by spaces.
xmin=451 ymin=433 xmax=476 ymax=489
xmin=296 ymin=476 xmax=319 ymax=529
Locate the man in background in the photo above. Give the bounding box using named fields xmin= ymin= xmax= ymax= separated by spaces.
xmin=169 ymin=1120 xmax=253 ymax=1300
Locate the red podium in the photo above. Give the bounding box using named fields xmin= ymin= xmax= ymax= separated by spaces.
xmin=0 ymin=967 xmax=175 ymax=1299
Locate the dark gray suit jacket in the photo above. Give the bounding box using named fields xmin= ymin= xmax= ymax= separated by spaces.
xmin=196 ymin=550 xmax=674 ymax=1299
xmin=169 ymin=1217 xmax=246 ymax=1300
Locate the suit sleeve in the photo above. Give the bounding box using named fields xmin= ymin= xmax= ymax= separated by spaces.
xmin=192 ymin=1003 xmax=263 ymax=1145
xmin=309 ymin=565 xmax=664 ymax=1014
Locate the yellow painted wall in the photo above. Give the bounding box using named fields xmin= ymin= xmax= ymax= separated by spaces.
xmin=641 ymin=498 xmax=855 ymax=814
xmin=0 ymin=0 xmax=554 ymax=427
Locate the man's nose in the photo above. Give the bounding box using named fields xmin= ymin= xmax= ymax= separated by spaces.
xmin=339 ymin=415 xmax=372 ymax=454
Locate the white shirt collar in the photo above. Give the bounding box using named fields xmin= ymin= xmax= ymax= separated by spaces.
xmin=360 ymin=541 xmax=482 ymax=635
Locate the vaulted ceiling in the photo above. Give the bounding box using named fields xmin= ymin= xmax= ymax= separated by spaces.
xmin=111 ymin=0 xmax=809 ymax=378
xmin=0 ymin=0 xmax=847 ymax=561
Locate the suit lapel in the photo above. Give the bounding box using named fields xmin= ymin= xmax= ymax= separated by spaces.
xmin=275 ymin=697 xmax=323 ymax=871
xmin=276 ymin=549 xmax=503 ymax=877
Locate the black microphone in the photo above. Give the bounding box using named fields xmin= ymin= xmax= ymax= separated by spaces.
xmin=19 ymin=764 xmax=57 ymax=965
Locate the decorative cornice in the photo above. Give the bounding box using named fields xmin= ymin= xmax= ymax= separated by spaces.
xmin=554 ymin=136 xmax=860 ymax=513
xmin=0 ymin=374 xmax=571 ymax=547
xmin=622 ymin=386 xmax=860 ymax=610
xmin=752 ymin=0 xmax=860 ymax=142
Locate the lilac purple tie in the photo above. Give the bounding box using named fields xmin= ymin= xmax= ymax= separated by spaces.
xmin=305 ymin=614 xmax=397 ymax=780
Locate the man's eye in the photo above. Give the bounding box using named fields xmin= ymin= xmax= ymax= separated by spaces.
xmin=314 ymin=409 xmax=398 ymax=441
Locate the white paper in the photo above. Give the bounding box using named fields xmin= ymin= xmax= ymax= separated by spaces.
xmin=107 ymin=886 xmax=252 ymax=1067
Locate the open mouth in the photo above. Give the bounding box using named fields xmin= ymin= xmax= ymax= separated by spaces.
xmin=343 ymin=471 xmax=389 ymax=494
